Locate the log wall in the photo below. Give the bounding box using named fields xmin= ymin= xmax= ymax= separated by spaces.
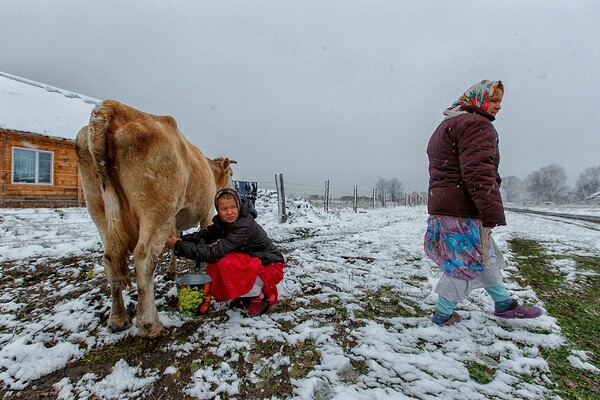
xmin=0 ymin=129 xmax=84 ymax=207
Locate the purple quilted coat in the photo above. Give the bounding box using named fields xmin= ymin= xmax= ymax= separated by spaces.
xmin=426 ymin=105 xmax=506 ymax=227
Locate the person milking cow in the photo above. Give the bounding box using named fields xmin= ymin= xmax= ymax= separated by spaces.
xmin=165 ymin=188 xmax=285 ymax=316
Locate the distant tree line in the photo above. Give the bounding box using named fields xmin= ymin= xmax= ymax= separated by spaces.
xmin=501 ymin=164 xmax=600 ymax=204
xmin=309 ymin=176 xmax=427 ymax=208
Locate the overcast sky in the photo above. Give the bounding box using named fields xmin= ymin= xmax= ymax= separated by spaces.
xmin=1 ymin=1 xmax=599 ymax=197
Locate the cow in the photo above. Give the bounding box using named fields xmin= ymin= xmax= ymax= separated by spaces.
xmin=75 ymin=99 xmax=235 ymax=338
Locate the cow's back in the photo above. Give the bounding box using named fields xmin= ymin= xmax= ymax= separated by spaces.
xmin=104 ymin=101 xmax=216 ymax=232
xmin=78 ymin=100 xmax=217 ymax=248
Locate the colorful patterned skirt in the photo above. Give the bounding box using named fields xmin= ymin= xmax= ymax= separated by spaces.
xmin=424 ymin=215 xmax=505 ymax=302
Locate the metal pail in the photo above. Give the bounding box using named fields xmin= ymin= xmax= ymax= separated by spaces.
xmin=175 ymin=273 xmax=212 ymax=315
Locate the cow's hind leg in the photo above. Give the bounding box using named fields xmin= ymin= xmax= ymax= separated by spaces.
xmin=104 ymin=252 xmax=132 ymax=332
xmin=134 ymin=228 xmax=171 ymax=338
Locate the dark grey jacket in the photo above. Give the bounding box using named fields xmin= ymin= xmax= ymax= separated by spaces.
xmin=174 ymin=199 xmax=285 ymax=265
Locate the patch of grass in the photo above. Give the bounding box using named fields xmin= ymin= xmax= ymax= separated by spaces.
xmin=311 ymin=296 xmax=346 ymax=312
xmin=224 ymin=338 xmax=317 ymax=399
xmin=216 ymin=339 xmax=301 ymax=399
xmin=275 ymin=296 xmax=367 ymax=355
xmin=408 ymin=274 xmax=428 ymax=282
xmin=509 ymin=238 xmax=600 ymax=399
xmin=350 ymin=358 xmax=369 ymax=375
xmin=83 ymin=335 xmax=166 ymax=366
xmin=273 ymin=298 xmax=300 ymax=314
xmin=341 ymin=255 xmax=376 ymax=264
xmin=275 ymin=296 xmax=350 ymax=327
xmin=338 ymin=359 xmax=369 ymax=384
xmin=465 ymin=361 xmax=495 ymax=384
xmin=287 ymin=340 xmax=321 ymax=379
xmin=354 ymin=286 xmax=427 ymax=320
xmin=191 ymin=352 xmax=219 ymax=369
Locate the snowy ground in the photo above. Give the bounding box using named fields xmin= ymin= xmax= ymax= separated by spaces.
xmin=0 ymin=193 xmax=599 ymax=399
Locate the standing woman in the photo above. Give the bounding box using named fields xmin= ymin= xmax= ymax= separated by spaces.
xmin=424 ymin=80 xmax=541 ymax=326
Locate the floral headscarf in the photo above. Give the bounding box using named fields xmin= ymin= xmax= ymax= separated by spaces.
xmin=443 ymin=80 xmax=503 ymax=119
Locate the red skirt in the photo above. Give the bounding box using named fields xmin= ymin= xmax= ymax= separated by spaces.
xmin=206 ymin=252 xmax=285 ymax=305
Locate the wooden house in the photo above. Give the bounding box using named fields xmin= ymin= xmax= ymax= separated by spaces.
xmin=0 ymin=72 xmax=97 ymax=207
xmin=406 ymin=191 xmax=426 ymax=206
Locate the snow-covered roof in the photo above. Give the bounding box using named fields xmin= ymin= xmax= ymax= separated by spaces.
xmin=0 ymin=71 xmax=99 ymax=141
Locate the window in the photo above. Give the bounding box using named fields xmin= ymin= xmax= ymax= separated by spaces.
xmin=12 ymin=147 xmax=54 ymax=184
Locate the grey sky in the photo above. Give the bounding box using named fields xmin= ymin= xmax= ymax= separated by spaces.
xmin=1 ymin=1 xmax=599 ymax=197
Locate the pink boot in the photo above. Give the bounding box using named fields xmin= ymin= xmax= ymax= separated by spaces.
xmin=244 ymin=294 xmax=269 ymax=317
xmin=495 ymin=301 xmax=541 ymax=319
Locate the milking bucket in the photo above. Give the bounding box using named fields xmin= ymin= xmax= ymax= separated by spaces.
xmin=175 ymin=273 xmax=212 ymax=316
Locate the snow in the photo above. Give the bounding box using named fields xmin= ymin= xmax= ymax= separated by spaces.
xmin=0 ymin=71 xmax=98 ymax=140
xmin=54 ymin=359 xmax=160 ymax=399
xmin=1 ymin=193 xmax=599 ymax=398
xmin=567 ymin=350 xmax=600 ymax=374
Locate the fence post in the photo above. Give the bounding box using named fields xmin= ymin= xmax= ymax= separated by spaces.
xmin=353 ymin=185 xmax=358 ymax=213
xmin=324 ymin=180 xmax=330 ymax=212
xmin=275 ymin=173 xmax=287 ymax=223
xmin=372 ymin=188 xmax=375 ymax=209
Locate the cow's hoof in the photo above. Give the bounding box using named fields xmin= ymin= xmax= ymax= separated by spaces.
xmin=108 ymin=319 xmax=132 ymax=333
xmin=138 ymin=323 xmax=169 ymax=339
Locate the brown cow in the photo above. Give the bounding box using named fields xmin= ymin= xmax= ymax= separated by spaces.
xmin=76 ymin=100 xmax=235 ymax=338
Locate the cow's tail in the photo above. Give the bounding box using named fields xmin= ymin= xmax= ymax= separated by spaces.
xmin=88 ymin=101 xmax=132 ymax=288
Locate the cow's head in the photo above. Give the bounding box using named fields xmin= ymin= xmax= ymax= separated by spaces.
xmin=210 ymin=157 xmax=237 ymax=190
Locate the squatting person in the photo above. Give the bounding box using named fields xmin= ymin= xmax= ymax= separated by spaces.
xmin=166 ymin=188 xmax=285 ymax=316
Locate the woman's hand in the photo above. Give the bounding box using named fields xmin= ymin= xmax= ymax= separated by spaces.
xmin=165 ymin=234 xmax=181 ymax=249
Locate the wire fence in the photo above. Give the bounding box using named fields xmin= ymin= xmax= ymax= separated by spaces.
xmin=254 ymin=179 xmax=424 ymax=202
xmin=0 ymin=177 xmax=428 ymax=248
xmin=1 ymin=175 xmax=425 ymax=213
xmin=0 ymin=207 xmax=99 ymax=245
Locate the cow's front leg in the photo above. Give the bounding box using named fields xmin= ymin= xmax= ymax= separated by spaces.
xmin=134 ymin=243 xmax=168 ymax=338
xmin=104 ymin=253 xmax=132 ymax=332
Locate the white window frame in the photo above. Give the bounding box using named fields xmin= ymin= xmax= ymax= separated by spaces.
xmin=11 ymin=147 xmax=54 ymax=185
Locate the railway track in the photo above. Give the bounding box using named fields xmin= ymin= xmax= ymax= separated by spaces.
xmin=505 ymin=207 xmax=600 ymax=225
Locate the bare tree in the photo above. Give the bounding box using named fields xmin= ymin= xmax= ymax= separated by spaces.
xmin=375 ymin=177 xmax=386 ymax=192
xmin=575 ymin=165 xmax=600 ymax=200
xmin=374 ymin=177 xmax=404 ymax=204
xmin=375 ymin=177 xmax=387 ymax=206
xmin=525 ymin=164 xmax=569 ymax=203
xmin=387 ymin=178 xmax=404 ymax=202
xmin=501 ymin=175 xmax=522 ymax=203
